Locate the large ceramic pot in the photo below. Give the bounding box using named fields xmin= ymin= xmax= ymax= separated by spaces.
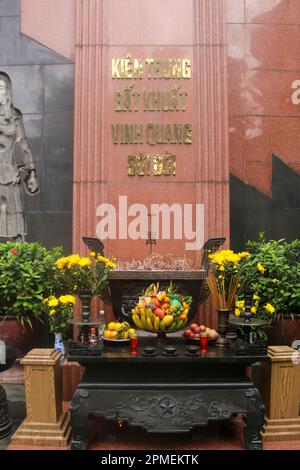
xmin=267 ymin=317 xmax=300 ymax=347
xmin=0 ymin=316 xmax=43 ymax=356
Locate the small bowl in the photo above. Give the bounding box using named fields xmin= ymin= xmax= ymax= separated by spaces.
xmin=163 ymin=345 xmax=177 ymax=355
xmin=143 ymin=346 xmax=156 ymax=356
xmin=186 ymin=345 xmax=199 ymax=355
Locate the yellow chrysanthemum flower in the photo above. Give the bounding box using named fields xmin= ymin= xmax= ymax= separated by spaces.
xmin=97 ymin=256 xmax=117 ymax=269
xmin=50 ymin=309 xmax=56 ymax=316
xmin=238 ymin=252 xmax=251 ymax=259
xmin=251 ymin=306 xmax=257 ymax=314
xmin=48 ymin=298 xmax=59 ymax=308
xmin=59 ymin=295 xmax=76 ymax=305
xmin=235 ymin=300 xmax=245 ymax=309
xmin=90 ymin=252 xmax=96 ymax=257
xmin=253 ymin=294 xmax=260 ymax=301
xmin=78 ymin=257 xmax=91 ymax=267
xmin=235 ymin=308 xmax=241 ymax=317
xmin=257 ymin=262 xmax=265 ymax=274
xmin=264 ymin=303 xmax=275 ymax=314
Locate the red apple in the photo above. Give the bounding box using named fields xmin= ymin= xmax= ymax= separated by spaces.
xmin=200 ymin=325 xmax=206 ymax=332
xmin=193 ymin=333 xmax=200 ymax=339
xmin=190 ymin=323 xmax=198 ymax=331
xmin=193 ymin=327 xmax=201 ymax=334
xmin=185 ymin=329 xmax=192 ymax=337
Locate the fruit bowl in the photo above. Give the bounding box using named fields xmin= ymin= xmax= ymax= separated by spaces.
xmin=102 ymin=321 xmax=137 ymax=344
xmin=183 ymin=323 xmax=219 ymax=342
xmin=131 ymin=282 xmax=192 ymax=337
xmin=102 ymin=337 xmax=130 ymax=347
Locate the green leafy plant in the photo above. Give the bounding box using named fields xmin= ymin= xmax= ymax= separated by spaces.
xmin=237 ymin=233 xmax=300 ymax=321
xmin=0 ymin=242 xmax=62 ymax=328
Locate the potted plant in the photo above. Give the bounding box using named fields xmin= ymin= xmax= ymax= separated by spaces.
xmin=0 ymin=241 xmax=62 ymax=354
xmin=236 ymin=234 xmax=300 ymax=346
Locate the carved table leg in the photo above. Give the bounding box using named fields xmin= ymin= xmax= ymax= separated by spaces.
xmin=0 ymin=385 xmax=12 ymax=439
xmin=70 ymin=388 xmax=90 ymax=450
xmin=243 ymin=388 xmax=265 ymax=450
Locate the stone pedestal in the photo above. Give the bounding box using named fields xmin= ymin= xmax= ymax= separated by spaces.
xmin=11 ymin=349 xmax=71 ymax=447
xmin=261 ymin=346 xmax=300 ymax=441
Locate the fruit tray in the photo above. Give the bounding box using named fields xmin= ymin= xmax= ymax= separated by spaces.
xmin=102 ymin=337 xmax=130 ymax=347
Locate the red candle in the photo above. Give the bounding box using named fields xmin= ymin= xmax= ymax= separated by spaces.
xmin=130 ymin=334 xmax=139 ymax=355
xmin=200 ymin=333 xmax=208 ymax=353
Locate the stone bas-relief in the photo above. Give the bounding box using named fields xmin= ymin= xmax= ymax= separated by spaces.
xmin=0 ymin=72 xmax=38 ymax=240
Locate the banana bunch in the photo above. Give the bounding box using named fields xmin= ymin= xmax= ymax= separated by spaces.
xmin=131 ymin=283 xmax=192 ymax=333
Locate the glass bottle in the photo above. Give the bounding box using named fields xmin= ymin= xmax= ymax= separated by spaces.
xmin=98 ymin=310 xmax=106 ymax=341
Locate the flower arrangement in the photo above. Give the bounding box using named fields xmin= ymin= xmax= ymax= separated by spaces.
xmin=43 ymin=295 xmax=76 ymax=334
xmin=207 ymin=249 xmax=250 ymax=310
xmin=54 ymin=253 xmax=117 ymax=295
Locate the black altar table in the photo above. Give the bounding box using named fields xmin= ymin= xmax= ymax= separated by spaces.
xmin=68 ymin=337 xmax=268 ymax=450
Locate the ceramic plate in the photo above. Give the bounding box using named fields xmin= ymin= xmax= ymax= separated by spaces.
xmin=103 ymin=337 xmax=130 ymax=346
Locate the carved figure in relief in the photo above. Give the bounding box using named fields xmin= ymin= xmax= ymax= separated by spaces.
xmin=0 ymin=72 xmax=39 ymax=240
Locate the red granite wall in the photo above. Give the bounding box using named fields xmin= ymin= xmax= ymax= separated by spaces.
xmin=21 ymin=0 xmax=300 ymax=202
xmin=71 ymin=0 xmax=229 ymax=268
xmin=227 ymin=0 xmax=300 ymax=196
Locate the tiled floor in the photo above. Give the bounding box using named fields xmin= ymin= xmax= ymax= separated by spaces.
xmin=6 ymin=414 xmax=300 ymax=451
xmin=1 ymin=383 xmax=300 ymax=451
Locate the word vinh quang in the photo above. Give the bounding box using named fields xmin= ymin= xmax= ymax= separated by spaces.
xmin=112 ymin=123 xmax=192 ymax=145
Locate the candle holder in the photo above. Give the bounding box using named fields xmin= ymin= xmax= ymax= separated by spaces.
xmin=228 ymin=289 xmax=268 ymax=354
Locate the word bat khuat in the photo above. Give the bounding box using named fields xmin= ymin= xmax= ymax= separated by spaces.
xmin=112 ymin=123 xmax=192 ymax=145
xmin=128 ymin=152 xmax=176 ymax=177
xmin=114 ymin=88 xmax=188 ymax=112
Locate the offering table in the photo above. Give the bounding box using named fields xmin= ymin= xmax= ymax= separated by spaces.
xmin=68 ymin=337 xmax=268 ymax=450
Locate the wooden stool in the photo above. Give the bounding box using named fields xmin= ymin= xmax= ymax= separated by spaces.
xmin=261 ymin=345 xmax=300 ymax=441
xmin=11 ymin=349 xmax=71 ymax=447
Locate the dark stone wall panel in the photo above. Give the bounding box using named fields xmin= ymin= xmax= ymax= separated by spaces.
xmin=43 ymin=112 xmax=73 ymax=212
xmin=0 ymin=0 xmax=19 ymax=16
xmin=0 ymin=1 xmax=74 ymax=251
xmin=272 ymin=156 xmax=300 ymax=209
xmin=0 ymin=17 xmax=69 ymax=66
xmin=26 ymin=212 xmax=72 ymax=252
xmin=44 ymin=64 xmax=75 ymax=113
xmin=231 ymin=156 xmax=300 ymax=250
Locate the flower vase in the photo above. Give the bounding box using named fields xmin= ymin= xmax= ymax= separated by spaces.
xmin=216 ymin=309 xmax=231 ymax=347
xmin=54 ymin=332 xmax=65 ymax=355
xmin=78 ymin=292 xmax=93 ymax=322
